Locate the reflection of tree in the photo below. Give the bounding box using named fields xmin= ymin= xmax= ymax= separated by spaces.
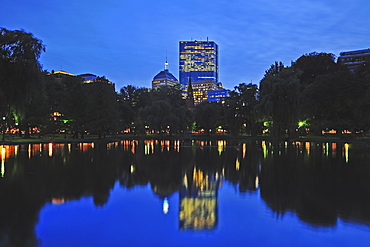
xmin=0 ymin=142 xmax=134 ymax=246
xmin=259 ymin=142 xmax=370 ymax=227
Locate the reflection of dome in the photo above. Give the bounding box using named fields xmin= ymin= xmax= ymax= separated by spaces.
xmin=152 ymin=62 xmax=179 ymax=89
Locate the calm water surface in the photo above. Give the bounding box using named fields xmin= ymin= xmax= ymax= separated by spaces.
xmin=0 ymin=140 xmax=370 ymax=246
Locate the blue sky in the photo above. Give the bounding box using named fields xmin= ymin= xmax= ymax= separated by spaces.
xmin=2 ymin=0 xmax=369 ymax=90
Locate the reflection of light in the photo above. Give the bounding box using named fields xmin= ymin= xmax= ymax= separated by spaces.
xmin=14 ymin=146 xmax=18 ymax=157
xmin=332 ymin=143 xmax=337 ymax=156
xmin=175 ymin=140 xmax=180 ymax=152
xmin=92 ymin=142 xmax=95 ymax=149
xmin=48 ymin=143 xmax=53 ymax=157
xmin=242 ymin=143 xmax=247 ymax=158
xmin=52 ymin=198 xmax=65 ymax=205
xmin=163 ymin=198 xmax=169 ymax=214
xmin=262 ymin=141 xmax=267 ymax=158
xmin=131 ymin=141 xmax=136 ymax=154
xmin=68 ymin=143 xmax=71 ymax=153
xmin=28 ymin=144 xmax=31 ymax=158
xmin=305 ymin=142 xmax=310 ymax=155
xmin=235 ymin=158 xmax=240 ymax=171
xmin=344 ymin=143 xmax=349 ymax=163
xmin=1 ymin=146 xmax=5 ymax=177
xmin=144 ymin=142 xmax=149 ymax=155
xmin=325 ymin=143 xmax=329 ymax=156
xmin=166 ymin=140 xmax=170 ymax=151
xmin=217 ymin=140 xmax=224 ymax=155
xmin=255 ymin=176 xmax=259 ymax=189
xmin=130 ymin=165 xmax=135 ymax=173
xmin=183 ymin=174 xmax=188 ymax=189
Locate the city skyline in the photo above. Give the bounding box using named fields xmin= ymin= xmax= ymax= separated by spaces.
xmin=2 ymin=0 xmax=369 ymax=90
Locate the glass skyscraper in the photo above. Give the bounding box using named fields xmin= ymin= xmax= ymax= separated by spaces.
xmin=179 ymin=40 xmax=218 ymax=86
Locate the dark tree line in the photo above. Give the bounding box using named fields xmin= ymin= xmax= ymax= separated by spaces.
xmin=2 ymin=28 xmax=370 ymax=139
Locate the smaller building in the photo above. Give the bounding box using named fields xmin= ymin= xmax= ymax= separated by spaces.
xmin=152 ymin=61 xmax=179 ymax=89
xmin=207 ymin=89 xmax=230 ymax=103
xmin=78 ymin=73 xmax=97 ymax=83
xmin=183 ymin=80 xmax=229 ymax=105
xmin=338 ymin=48 xmax=370 ymax=71
xmin=48 ymin=70 xmax=76 ymax=79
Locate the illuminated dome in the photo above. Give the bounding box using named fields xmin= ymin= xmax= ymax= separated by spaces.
xmin=153 ymin=70 xmax=178 ymax=82
xmin=152 ymin=62 xmax=179 ymax=89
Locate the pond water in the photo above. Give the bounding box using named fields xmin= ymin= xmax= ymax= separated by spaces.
xmin=0 ymin=139 xmax=370 ymax=246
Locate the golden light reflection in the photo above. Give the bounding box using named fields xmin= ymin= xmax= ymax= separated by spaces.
xmin=180 ymin=167 xmax=222 ymax=230
xmin=305 ymin=142 xmax=310 ymax=155
xmin=242 ymin=143 xmax=247 ymax=158
xmin=180 ymin=198 xmax=216 ymax=230
xmin=130 ymin=165 xmax=135 ymax=173
xmin=217 ymin=140 xmax=225 ymax=155
xmin=48 ymin=143 xmax=53 ymax=157
xmin=1 ymin=146 xmax=5 ymax=177
xmin=175 ymin=140 xmax=180 ymax=152
xmin=344 ymin=143 xmax=349 ymax=163
xmin=80 ymin=143 xmax=94 ymax=152
xmin=28 ymin=144 xmax=31 ymax=158
xmin=68 ymin=143 xmax=71 ymax=153
xmin=255 ymin=176 xmax=259 ymax=189
xmin=236 ymin=158 xmax=240 ymax=171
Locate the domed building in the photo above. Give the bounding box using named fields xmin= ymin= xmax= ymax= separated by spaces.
xmin=152 ymin=61 xmax=179 ymax=89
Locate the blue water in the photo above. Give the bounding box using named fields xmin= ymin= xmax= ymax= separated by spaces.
xmin=0 ymin=140 xmax=369 ymax=246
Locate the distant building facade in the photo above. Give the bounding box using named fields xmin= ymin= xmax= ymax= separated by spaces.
xmin=338 ymin=48 xmax=370 ymax=71
xmin=207 ymin=89 xmax=230 ymax=103
xmin=152 ymin=61 xmax=179 ymax=89
xmin=179 ymin=40 xmax=229 ymax=104
xmin=179 ymin=40 xmax=218 ymax=86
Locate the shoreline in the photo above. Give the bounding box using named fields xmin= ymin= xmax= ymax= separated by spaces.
xmin=1 ymin=134 xmax=370 ymax=146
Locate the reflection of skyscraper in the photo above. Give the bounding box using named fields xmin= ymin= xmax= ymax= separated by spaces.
xmin=179 ymin=168 xmax=222 ymax=230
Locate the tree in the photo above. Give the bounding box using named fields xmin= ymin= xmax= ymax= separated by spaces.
xmin=292 ymin=52 xmax=337 ymax=86
xmin=259 ymin=64 xmax=302 ymax=139
xmin=302 ymin=70 xmax=358 ymax=134
xmin=85 ymin=77 xmax=119 ymax=139
xmin=194 ymin=101 xmax=223 ymax=135
xmin=224 ymin=83 xmax=259 ymax=136
xmin=0 ymin=28 xmax=45 ymax=137
xmin=117 ymin=85 xmax=142 ymax=132
xmin=138 ymin=86 xmax=191 ymax=135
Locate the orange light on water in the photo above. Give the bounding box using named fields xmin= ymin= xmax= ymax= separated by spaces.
xmin=48 ymin=143 xmax=53 ymax=157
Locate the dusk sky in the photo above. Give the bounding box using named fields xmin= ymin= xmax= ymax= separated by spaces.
xmin=2 ymin=0 xmax=369 ymax=90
